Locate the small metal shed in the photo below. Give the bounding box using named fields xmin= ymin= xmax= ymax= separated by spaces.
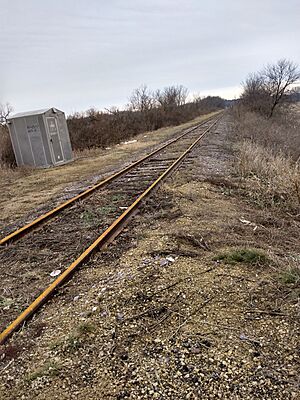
xmin=8 ymin=107 xmax=73 ymax=168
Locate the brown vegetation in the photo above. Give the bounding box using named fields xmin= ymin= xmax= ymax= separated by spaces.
xmin=232 ymin=63 xmax=300 ymax=214
xmin=0 ymin=124 xmax=15 ymax=167
xmin=234 ymin=139 xmax=300 ymax=212
xmin=67 ymin=86 xmax=224 ymax=152
xmin=0 ymin=86 xmax=224 ymax=168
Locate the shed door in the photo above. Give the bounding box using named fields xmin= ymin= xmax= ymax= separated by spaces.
xmin=46 ymin=117 xmax=64 ymax=164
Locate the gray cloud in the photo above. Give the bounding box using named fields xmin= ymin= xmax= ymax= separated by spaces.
xmin=0 ymin=0 xmax=299 ymax=113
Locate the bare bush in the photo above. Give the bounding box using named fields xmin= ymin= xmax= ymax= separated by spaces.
xmin=0 ymin=124 xmax=16 ymax=167
xmin=0 ymin=103 xmax=13 ymax=124
xmin=241 ymin=73 xmax=271 ymax=115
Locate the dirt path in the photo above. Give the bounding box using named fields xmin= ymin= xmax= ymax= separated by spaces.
xmin=0 ymin=114 xmax=299 ymax=399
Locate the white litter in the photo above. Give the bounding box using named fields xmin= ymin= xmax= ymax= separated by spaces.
xmin=122 ymin=139 xmax=137 ymax=145
xmin=239 ymin=217 xmax=258 ymax=231
xmin=166 ymin=255 xmax=176 ymax=263
xmin=239 ymin=218 xmax=252 ymax=225
xmin=50 ymin=269 xmax=61 ymax=277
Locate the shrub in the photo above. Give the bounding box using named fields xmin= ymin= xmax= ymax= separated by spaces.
xmin=280 ymin=267 xmax=300 ymax=285
xmin=0 ymin=125 xmax=16 ymax=167
xmin=214 ymin=248 xmax=269 ymax=266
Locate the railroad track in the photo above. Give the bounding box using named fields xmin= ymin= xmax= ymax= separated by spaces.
xmin=0 ymin=113 xmax=222 ymax=344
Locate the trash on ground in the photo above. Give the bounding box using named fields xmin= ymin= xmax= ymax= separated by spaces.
xmin=50 ymin=269 xmax=61 ymax=277
xmin=122 ymin=140 xmax=137 ymax=145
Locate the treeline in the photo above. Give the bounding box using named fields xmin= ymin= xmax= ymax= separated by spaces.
xmin=68 ymin=85 xmax=225 ymax=151
xmin=0 ymin=86 xmax=225 ymax=167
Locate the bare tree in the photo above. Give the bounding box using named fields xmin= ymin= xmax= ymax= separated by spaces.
xmin=155 ymin=85 xmax=188 ymax=109
xmin=0 ymin=102 xmax=13 ymax=124
xmin=241 ymin=59 xmax=300 ymax=117
xmin=241 ymin=73 xmax=271 ymax=115
xmin=128 ymin=85 xmax=154 ymax=112
xmin=262 ymin=59 xmax=300 ymax=117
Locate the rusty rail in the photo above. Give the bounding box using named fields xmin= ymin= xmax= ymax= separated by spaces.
xmin=0 ymin=113 xmax=219 ymax=246
xmin=0 ymin=115 xmax=222 ymax=344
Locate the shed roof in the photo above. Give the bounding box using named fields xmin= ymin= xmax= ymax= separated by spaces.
xmin=10 ymin=107 xmax=62 ymax=119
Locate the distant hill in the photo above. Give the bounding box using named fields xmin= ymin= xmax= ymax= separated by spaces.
xmin=288 ymin=89 xmax=300 ymax=102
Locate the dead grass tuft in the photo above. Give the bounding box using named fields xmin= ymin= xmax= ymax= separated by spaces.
xmin=279 ymin=267 xmax=300 ymax=285
xmin=235 ymin=140 xmax=300 ymax=212
xmin=231 ymin=109 xmax=300 ymax=160
xmin=26 ymin=361 xmax=62 ymax=382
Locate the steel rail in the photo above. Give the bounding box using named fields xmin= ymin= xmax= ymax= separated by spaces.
xmin=0 ymin=113 xmax=219 ymax=247
xmin=0 ymin=116 xmax=221 ymax=344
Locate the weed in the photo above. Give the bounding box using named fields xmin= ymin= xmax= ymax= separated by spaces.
xmin=49 ymin=322 xmax=96 ymax=353
xmin=77 ymin=322 xmax=96 ymax=335
xmin=280 ymin=267 xmax=300 ymax=284
xmin=81 ymin=210 xmax=96 ymax=224
xmin=112 ymin=194 xmax=125 ymax=202
xmin=65 ymin=334 xmax=82 ymax=351
xmin=26 ymin=361 xmax=62 ymax=382
xmin=0 ymin=296 xmax=13 ymax=310
xmin=50 ymin=334 xmax=81 ymax=352
xmin=214 ymin=248 xmax=269 ymax=266
xmin=49 ymin=338 xmax=64 ymax=351
xmin=98 ymin=204 xmax=117 ymax=215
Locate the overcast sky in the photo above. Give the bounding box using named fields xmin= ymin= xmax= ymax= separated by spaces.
xmin=0 ymin=0 xmax=299 ymax=114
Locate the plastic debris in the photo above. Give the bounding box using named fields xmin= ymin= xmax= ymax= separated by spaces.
xmin=166 ymin=255 xmax=176 ymax=263
xmin=239 ymin=217 xmax=258 ymax=231
xmin=122 ymin=139 xmax=137 ymax=145
xmin=50 ymin=269 xmax=61 ymax=277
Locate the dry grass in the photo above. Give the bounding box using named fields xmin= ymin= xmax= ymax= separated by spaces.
xmin=235 ymin=140 xmax=300 ymax=212
xmin=232 ymin=109 xmax=300 ymax=160
xmin=231 ymin=107 xmax=300 ymax=213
